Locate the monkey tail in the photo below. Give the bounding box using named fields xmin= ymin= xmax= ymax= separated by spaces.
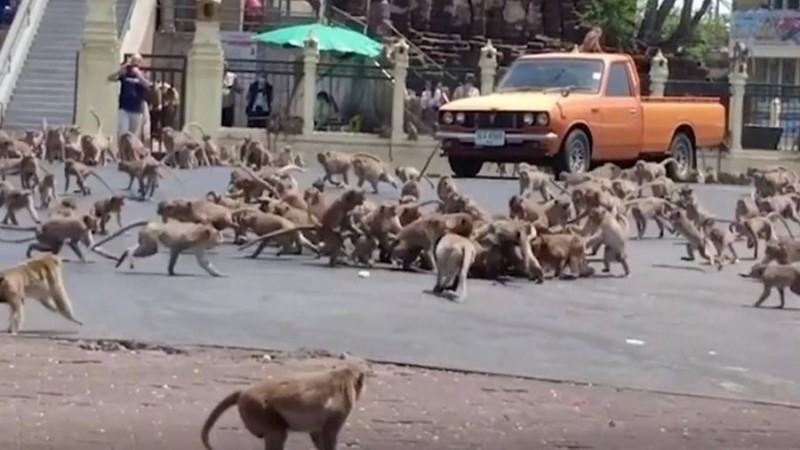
xmin=237 ymin=225 xmax=318 ymax=251
xmin=659 ymin=157 xmax=678 ymax=168
xmin=90 ymin=220 xmax=150 ymax=249
xmin=233 ymin=163 xmax=279 ymax=198
xmin=276 ymin=164 xmax=305 ymax=175
xmin=200 ymin=390 xmax=241 ymax=450
xmin=185 ymin=122 xmax=207 ymax=137
xmin=0 ymin=236 xmax=37 ymax=243
xmin=770 ymin=212 xmax=795 ymax=238
xmin=86 ymin=171 xmax=116 ymax=194
xmin=353 ymin=153 xmax=383 ymax=163
xmin=88 ymin=107 xmax=102 ymax=134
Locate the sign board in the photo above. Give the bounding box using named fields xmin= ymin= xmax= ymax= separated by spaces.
xmin=221 ymin=31 xmax=257 ymax=69
xmin=732 ymin=10 xmax=800 ymax=45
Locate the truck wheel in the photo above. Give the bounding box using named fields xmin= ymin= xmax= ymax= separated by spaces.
xmin=448 ymin=157 xmax=483 ymax=178
xmin=666 ymin=132 xmax=694 ymax=182
xmin=554 ymin=128 xmax=591 ymax=175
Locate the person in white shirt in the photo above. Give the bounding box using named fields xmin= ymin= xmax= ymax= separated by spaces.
xmin=453 ymin=73 xmax=480 ymax=100
xmin=421 ymin=80 xmax=443 ymax=125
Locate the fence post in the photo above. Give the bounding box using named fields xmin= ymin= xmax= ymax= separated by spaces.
xmin=729 ymin=60 xmax=748 ymax=153
xmin=390 ymin=39 xmax=409 ymax=143
xmin=302 ymin=35 xmax=319 ymax=135
xmin=75 ymin=0 xmax=119 ymax=136
xmin=480 ymin=40 xmax=497 ymax=95
xmin=184 ymin=5 xmax=224 ymax=139
xmin=769 ymin=98 xmax=781 ymax=128
xmin=649 ymin=49 xmax=668 ymax=97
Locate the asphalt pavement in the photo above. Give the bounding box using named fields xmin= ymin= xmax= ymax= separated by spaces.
xmin=5 ymin=165 xmax=800 ymax=405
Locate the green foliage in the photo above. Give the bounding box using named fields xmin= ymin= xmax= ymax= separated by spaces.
xmin=577 ymin=0 xmax=729 ymax=61
xmin=577 ymin=0 xmax=639 ymax=49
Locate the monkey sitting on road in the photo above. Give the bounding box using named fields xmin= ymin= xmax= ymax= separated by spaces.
xmin=91 ymin=220 xmax=226 ymax=277
xmin=429 ymin=233 xmax=477 ymax=303
xmin=740 ymin=263 xmax=800 ymax=309
xmin=201 ymin=357 xmax=369 ymax=450
xmin=0 ymin=254 xmax=83 ymax=335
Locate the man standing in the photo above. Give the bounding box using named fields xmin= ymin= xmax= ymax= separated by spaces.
xmin=108 ymin=53 xmax=151 ymax=139
xmin=221 ymin=64 xmax=243 ymax=127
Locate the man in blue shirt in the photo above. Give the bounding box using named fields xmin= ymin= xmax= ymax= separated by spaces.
xmin=107 ymin=53 xmax=151 ymax=139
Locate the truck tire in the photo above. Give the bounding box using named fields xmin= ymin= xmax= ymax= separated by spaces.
xmin=666 ymin=132 xmax=694 ymax=182
xmin=554 ymin=128 xmax=591 ymax=176
xmin=448 ymin=157 xmax=483 ymax=178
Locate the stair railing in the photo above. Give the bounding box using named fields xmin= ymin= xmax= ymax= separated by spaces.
xmin=0 ymin=0 xmax=48 ymax=123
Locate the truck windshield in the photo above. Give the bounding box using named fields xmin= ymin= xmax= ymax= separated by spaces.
xmin=497 ymin=59 xmax=604 ymax=93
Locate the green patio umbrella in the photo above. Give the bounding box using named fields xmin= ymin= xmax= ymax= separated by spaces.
xmin=252 ymin=23 xmax=384 ymax=58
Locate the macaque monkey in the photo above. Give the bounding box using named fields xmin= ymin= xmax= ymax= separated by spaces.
xmin=317 ymin=150 xmax=352 ymax=187
xmin=91 ymin=195 xmax=125 ymax=235
xmin=729 ymin=212 xmax=793 ymax=259
xmin=37 ymin=173 xmax=57 ymax=209
xmin=580 ymin=26 xmax=603 ymax=53
xmin=91 ymin=220 xmax=225 ymax=277
xmin=430 ymin=233 xmax=477 ymax=303
xmin=63 ymin=159 xmax=114 ymax=196
xmin=0 ymin=254 xmax=83 ymax=334
xmin=0 ymin=214 xmax=105 ymax=263
xmin=580 ymin=207 xmax=630 ymax=276
xmin=201 ymin=359 xmax=369 ymax=450
xmin=740 ymin=263 xmax=800 ymax=309
xmin=0 ymin=184 xmax=40 ymax=225
xmin=666 ymin=209 xmax=723 ymax=270
xmin=351 ymin=154 xmax=399 ymax=194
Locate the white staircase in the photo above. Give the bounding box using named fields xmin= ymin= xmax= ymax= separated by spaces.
xmin=3 ymin=0 xmax=134 ymax=131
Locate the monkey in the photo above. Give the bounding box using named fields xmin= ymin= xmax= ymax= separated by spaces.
xmin=429 ymin=233 xmax=477 ymax=303
xmin=63 ymin=159 xmax=115 ymax=196
xmin=184 ymin=123 xmax=220 ymax=167
xmin=626 ymin=196 xmax=673 ymax=239
xmin=0 ymin=214 xmax=107 ymax=263
xmin=516 ymin=162 xmax=563 ymax=199
xmin=117 ymin=156 xmax=181 ymax=199
xmin=238 ymin=189 xmax=367 ymax=267
xmin=117 ymin=132 xmax=148 ymax=162
xmin=579 ymin=26 xmax=603 ymax=53
xmin=346 ymin=203 xmax=403 ymax=266
xmin=200 ymin=359 xmax=368 ymax=450
xmin=18 ymin=154 xmax=43 ymax=190
xmin=739 ymin=263 xmax=800 ymax=309
xmin=42 ymin=122 xmax=65 ymax=163
xmin=239 ymin=137 xmax=273 ymax=169
xmin=395 ymin=165 xmax=435 ymax=189
xmin=755 ymin=194 xmax=800 ymax=228
xmin=275 ymin=145 xmax=301 ymax=168
xmin=666 ymin=209 xmax=723 ymax=270
xmin=436 ymin=175 xmax=458 ymax=201
xmin=351 ymin=154 xmax=399 ymax=194
xmin=0 ymin=183 xmax=40 ymax=225
xmin=759 ymin=238 xmax=800 ymax=266
xmin=633 ymin=158 xmax=679 ymax=185
xmin=317 ymin=150 xmax=353 ymax=187
xmin=735 ymin=197 xmax=760 ymax=223
xmin=749 ymin=167 xmax=796 ymax=198
xmin=90 ymin=220 xmax=226 ymax=277
xmin=83 ymin=107 xmax=115 ymax=166
xmin=729 ymin=212 xmax=794 ymax=259
xmin=508 ymin=195 xmax=572 ymax=228
xmin=91 ymin=195 xmax=125 ymax=235
xmin=0 ymin=254 xmax=83 ymax=335
xmin=37 ymin=173 xmax=57 ymax=210
xmin=700 ymin=218 xmax=740 ymax=264
xmin=234 ymin=209 xmax=320 ymax=258
xmin=390 ymin=212 xmax=474 ymax=272
xmin=579 ymin=207 xmax=630 ymax=277
xmin=530 ymin=232 xmax=593 ymax=279
xmin=49 ymin=198 xmax=78 ymax=218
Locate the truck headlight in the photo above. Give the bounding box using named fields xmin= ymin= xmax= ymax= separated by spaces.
xmin=455 ymin=112 xmax=466 ymax=124
xmin=522 ymin=112 xmax=534 ymax=125
xmin=535 ymin=112 xmax=549 ymax=126
xmin=442 ymin=111 xmax=454 ymax=125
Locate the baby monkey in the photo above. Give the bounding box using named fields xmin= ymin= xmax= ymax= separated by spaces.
xmin=91 ymin=195 xmax=125 ymax=235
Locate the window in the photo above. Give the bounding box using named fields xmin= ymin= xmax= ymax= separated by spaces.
xmin=606 ymin=62 xmax=632 ymax=97
xmin=768 ymin=59 xmax=780 ymax=83
xmin=782 ymin=59 xmax=797 ymax=84
xmin=496 ymin=59 xmax=604 ymax=93
xmin=790 ymin=0 xmax=799 ymax=9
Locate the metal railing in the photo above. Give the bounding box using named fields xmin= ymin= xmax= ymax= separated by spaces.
xmin=743 ymin=83 xmax=800 ymax=151
xmin=0 ymin=0 xmax=46 ymax=122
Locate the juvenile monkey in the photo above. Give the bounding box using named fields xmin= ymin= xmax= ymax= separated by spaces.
xmin=91 ymin=195 xmax=125 ymax=235
xmin=701 ymin=218 xmax=740 ymax=264
xmin=580 ymin=207 xmax=630 ymax=276
xmin=666 ymin=209 xmax=723 ymax=270
xmin=740 ymin=263 xmax=800 ymax=309
xmin=0 ymin=184 xmax=40 ymax=225
xmin=90 ymin=220 xmax=225 ymax=277
xmin=0 ymin=254 xmax=83 ymax=335
xmin=317 ymin=150 xmax=353 ymax=187
xmin=516 ymin=162 xmax=560 ymax=199
xmin=430 ymin=233 xmax=477 ymax=303
xmin=63 ymin=159 xmax=114 ymax=195
xmin=37 ymin=173 xmax=57 ymax=209
xmin=201 ymin=360 xmax=368 ymax=450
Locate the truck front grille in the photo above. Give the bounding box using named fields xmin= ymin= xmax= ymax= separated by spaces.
xmin=476 ymin=112 xmax=516 ymax=129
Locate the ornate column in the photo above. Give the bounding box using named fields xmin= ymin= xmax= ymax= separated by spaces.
xmin=479 ymin=40 xmax=497 ymax=95
xmin=729 ymin=59 xmax=748 ymax=153
xmin=185 ymin=0 xmax=224 ymax=138
xmin=302 ymin=34 xmax=319 ymax=135
xmin=390 ymin=39 xmax=409 ymax=143
xmin=649 ymin=49 xmax=668 ymax=97
xmin=75 ymin=0 xmax=119 ymax=134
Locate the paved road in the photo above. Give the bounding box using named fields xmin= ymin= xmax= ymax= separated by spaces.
xmin=5 ymin=165 xmax=800 ymax=404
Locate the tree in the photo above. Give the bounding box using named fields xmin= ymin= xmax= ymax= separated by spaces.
xmin=580 ymin=0 xmax=722 ymax=55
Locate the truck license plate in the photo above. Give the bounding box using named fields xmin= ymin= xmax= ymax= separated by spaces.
xmin=475 ymin=129 xmax=505 ymax=147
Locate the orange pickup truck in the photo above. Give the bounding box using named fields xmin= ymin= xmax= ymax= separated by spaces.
xmin=435 ymin=52 xmax=726 ymax=180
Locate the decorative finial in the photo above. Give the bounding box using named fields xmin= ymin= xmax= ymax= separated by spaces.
xmin=481 ymin=40 xmax=496 ymax=59
xmin=393 ymin=38 xmax=409 ymax=57
xmin=304 ymin=32 xmax=318 ymax=50
xmin=571 ymin=44 xmax=580 ymax=53
xmin=652 ymin=49 xmax=666 ymax=68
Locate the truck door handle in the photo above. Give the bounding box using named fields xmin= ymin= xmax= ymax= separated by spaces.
xmin=629 ymin=108 xmax=637 ymax=114
xmin=590 ymin=107 xmax=599 ymax=113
